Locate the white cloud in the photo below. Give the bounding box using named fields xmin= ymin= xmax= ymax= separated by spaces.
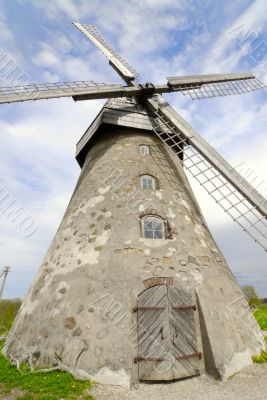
xmin=32 ymin=43 xmax=61 ymax=67
xmin=199 ymin=0 xmax=267 ymax=74
xmin=0 ymin=2 xmax=13 ymax=42
xmin=0 ymin=97 xmax=105 ymax=298
xmin=27 ymin=0 xmax=80 ymax=20
xmin=42 ymin=70 xmax=60 ymax=82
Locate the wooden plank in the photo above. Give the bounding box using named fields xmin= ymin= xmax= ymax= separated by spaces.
xmin=168 ymin=286 xmax=201 ymax=379
xmin=0 ymin=82 xmax=130 ymax=104
xmin=137 ymin=285 xmax=173 ymax=380
xmin=167 ymin=72 xmax=254 ymax=86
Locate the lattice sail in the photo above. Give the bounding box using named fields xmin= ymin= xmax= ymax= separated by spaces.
xmin=0 ymin=81 xmax=127 ymax=104
xmin=73 ymin=23 xmax=137 ymax=82
xmin=167 ymin=73 xmax=266 ymax=100
xmin=178 ymin=78 xmax=265 ymax=100
xmin=148 ymin=99 xmax=267 ymax=251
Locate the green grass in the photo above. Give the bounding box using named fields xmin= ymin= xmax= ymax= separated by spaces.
xmin=258 ymin=303 xmax=267 ymax=309
xmin=0 ymin=340 xmax=94 ymax=400
xmin=254 ymin=309 xmax=267 ymax=331
xmin=0 ymin=299 xmax=21 ymax=336
xmin=252 ymin=337 xmax=267 ymax=363
xmin=0 ymin=300 xmax=94 ymax=399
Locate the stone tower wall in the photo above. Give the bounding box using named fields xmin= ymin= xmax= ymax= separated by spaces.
xmin=4 ymin=127 xmax=265 ymax=386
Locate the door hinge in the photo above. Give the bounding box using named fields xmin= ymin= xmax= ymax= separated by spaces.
xmin=134 ymin=352 xmax=202 ymax=363
xmin=133 ymin=306 xmax=165 ymax=312
xmin=134 ymin=356 xmax=166 ymax=363
xmin=172 ymin=304 xmax=197 ymax=311
xmin=175 ymin=352 xmax=202 ymax=360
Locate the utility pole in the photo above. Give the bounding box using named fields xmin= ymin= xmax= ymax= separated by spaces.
xmin=0 ymin=266 xmax=11 ymax=302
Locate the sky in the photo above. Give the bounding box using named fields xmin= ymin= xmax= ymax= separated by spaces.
xmin=0 ymin=0 xmax=267 ymax=298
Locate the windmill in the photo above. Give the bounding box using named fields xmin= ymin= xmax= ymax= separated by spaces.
xmin=2 ymin=23 xmax=267 ymax=387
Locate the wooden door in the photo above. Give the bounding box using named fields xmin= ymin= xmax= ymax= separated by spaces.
xmin=168 ymin=286 xmax=201 ymax=379
xmin=135 ymin=285 xmax=201 ymax=381
xmin=136 ymin=285 xmax=173 ymax=380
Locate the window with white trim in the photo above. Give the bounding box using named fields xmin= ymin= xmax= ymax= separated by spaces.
xmin=139 ymin=145 xmax=150 ymax=156
xmin=140 ymin=175 xmax=156 ymax=190
xmin=142 ymin=216 xmax=165 ymax=239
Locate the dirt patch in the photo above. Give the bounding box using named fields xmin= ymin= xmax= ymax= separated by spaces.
xmin=91 ymin=363 xmax=267 ymax=400
xmin=0 ymin=387 xmax=26 ymax=400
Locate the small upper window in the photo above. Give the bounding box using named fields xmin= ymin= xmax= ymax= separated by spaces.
xmin=139 ymin=145 xmax=150 ymax=156
xmin=142 ymin=216 xmax=165 ymax=239
xmin=140 ymin=175 xmax=156 ymax=190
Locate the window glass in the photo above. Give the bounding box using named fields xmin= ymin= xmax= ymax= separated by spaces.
xmin=142 ymin=216 xmax=164 ymax=239
xmin=140 ymin=175 xmax=156 ymax=190
xmin=139 ymin=145 xmax=150 ymax=156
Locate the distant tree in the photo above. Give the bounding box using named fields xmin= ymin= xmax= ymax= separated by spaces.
xmin=242 ymin=285 xmax=258 ymax=299
xmin=242 ymin=286 xmax=261 ymax=307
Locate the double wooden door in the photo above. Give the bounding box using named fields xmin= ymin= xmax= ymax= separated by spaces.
xmin=135 ymin=285 xmax=202 ymax=381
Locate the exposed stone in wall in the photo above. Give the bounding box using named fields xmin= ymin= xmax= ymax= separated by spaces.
xmin=65 ymin=317 xmax=76 ymax=330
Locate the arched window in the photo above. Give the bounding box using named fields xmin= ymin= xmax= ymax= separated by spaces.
xmin=140 ymin=175 xmax=156 ymax=190
xmin=139 ymin=144 xmax=150 ymax=156
xmin=142 ymin=216 xmax=165 ymax=239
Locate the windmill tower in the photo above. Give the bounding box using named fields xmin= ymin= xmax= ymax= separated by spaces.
xmin=2 ymin=24 xmax=267 ymax=387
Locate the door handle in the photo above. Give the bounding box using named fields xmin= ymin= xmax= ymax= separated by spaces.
xmin=172 ymin=327 xmax=178 ymax=341
xmin=160 ymin=327 xmax=164 ymax=340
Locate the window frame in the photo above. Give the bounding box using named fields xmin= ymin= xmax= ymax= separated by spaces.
xmin=139 ymin=144 xmax=150 ymax=156
xmin=140 ymin=175 xmax=156 ymax=190
xmin=141 ymin=216 xmax=165 ymax=240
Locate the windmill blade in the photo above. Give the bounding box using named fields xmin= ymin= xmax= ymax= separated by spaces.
xmin=73 ymin=23 xmax=137 ymax=84
xmin=0 ymin=80 xmax=188 ymax=104
xmin=147 ymin=96 xmax=267 ymax=251
xmin=0 ymin=81 xmax=144 ymax=104
xmin=167 ymin=73 xmax=266 ymax=100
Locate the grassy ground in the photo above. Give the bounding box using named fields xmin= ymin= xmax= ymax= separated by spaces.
xmin=252 ymin=303 xmax=267 ymax=363
xmin=0 ymin=301 xmax=94 ymax=399
xmin=0 ymin=340 xmax=94 ymax=400
xmin=0 ymin=299 xmax=21 ymax=336
xmin=252 ymin=337 xmax=267 ymax=363
xmin=254 ymin=309 xmax=267 ymax=331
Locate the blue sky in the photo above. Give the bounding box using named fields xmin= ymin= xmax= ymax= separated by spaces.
xmin=0 ymin=0 xmax=267 ymax=298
